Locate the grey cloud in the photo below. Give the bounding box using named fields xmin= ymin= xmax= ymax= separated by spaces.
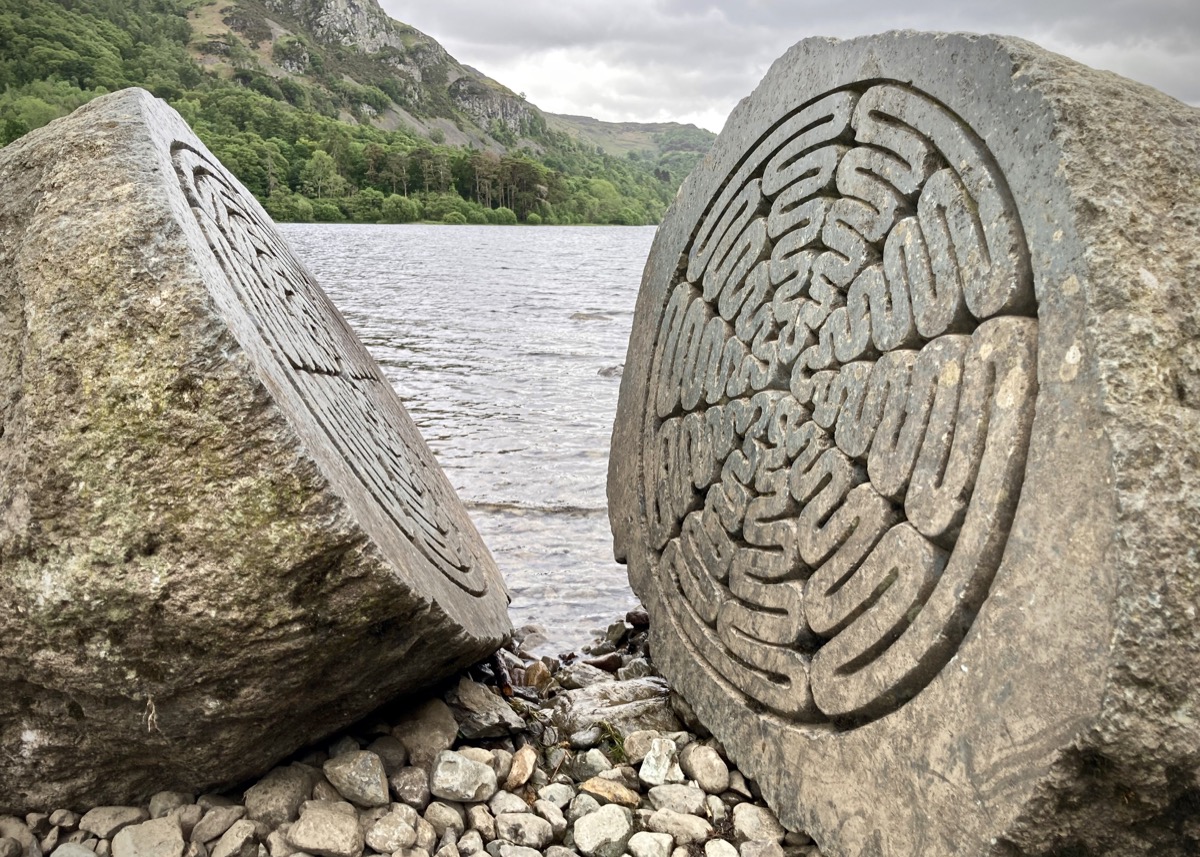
xmin=380 ymin=0 xmax=1199 ymax=128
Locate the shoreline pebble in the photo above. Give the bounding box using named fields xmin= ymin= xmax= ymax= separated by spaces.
xmin=0 ymin=610 xmax=821 ymax=857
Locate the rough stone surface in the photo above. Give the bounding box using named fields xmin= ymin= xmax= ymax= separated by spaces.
xmin=730 ymin=806 xmax=783 ymax=845
xmin=627 ymin=832 xmax=672 ymax=857
xmin=394 ymin=702 xmax=462 ymax=771
xmin=244 ymin=767 xmax=312 ymax=828
xmin=111 ymin=819 xmax=185 ymax=857
xmin=569 ymin=806 xmax=631 ymax=857
xmin=429 ymin=752 xmax=499 ymax=804
xmin=677 ymin=746 xmax=729 ymax=796
xmin=388 ymin=768 xmax=432 ymax=810
xmin=493 ymin=815 xmax=552 ymax=850
xmin=364 ymin=812 xmax=417 ymax=853
xmin=190 ymin=808 xmax=244 ymax=845
xmin=550 ymin=680 xmax=680 ymax=737
xmin=285 ymin=803 xmax=362 ymax=857
xmin=645 ymin=811 xmax=711 ymax=846
xmin=637 ymin=741 xmax=683 ymax=788
xmin=0 ymin=87 xmax=511 ymax=813
xmin=322 ymin=754 xmax=389 ymax=809
xmin=646 ymin=786 xmax=705 ymax=817
xmin=80 ymin=811 xmax=150 ymax=842
xmin=445 ymin=679 xmax=524 ymax=739
xmin=608 ymin=30 xmax=1200 ymax=857
xmin=207 ymin=820 xmax=256 ymax=857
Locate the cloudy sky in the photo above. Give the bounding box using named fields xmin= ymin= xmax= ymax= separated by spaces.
xmin=377 ymin=0 xmax=1200 ymax=132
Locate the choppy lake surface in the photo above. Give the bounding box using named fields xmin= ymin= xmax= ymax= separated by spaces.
xmin=280 ymin=223 xmax=655 ymax=653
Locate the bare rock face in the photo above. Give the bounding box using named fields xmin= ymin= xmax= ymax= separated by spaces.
xmin=608 ymin=32 xmax=1200 ymax=857
xmin=0 ymin=88 xmax=510 ymax=812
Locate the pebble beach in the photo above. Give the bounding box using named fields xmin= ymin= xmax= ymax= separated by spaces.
xmin=0 ymin=612 xmax=823 ymax=857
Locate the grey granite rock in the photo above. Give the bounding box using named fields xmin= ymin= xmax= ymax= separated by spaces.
xmin=207 ymin=822 xmax=256 ymax=857
xmin=730 ymin=806 xmax=783 ymax=846
xmin=464 ymin=807 xmax=495 ymax=844
xmin=429 ymin=752 xmax=498 ymax=804
xmin=0 ymin=87 xmax=510 ymax=812
xmin=535 ymin=785 xmax=575 ymax=810
xmin=608 ymin=30 xmax=1200 ymax=857
xmin=111 ymin=819 xmax=184 ymax=857
xmin=285 ymin=804 xmax=362 ymax=857
xmin=637 ymin=740 xmax=683 ymax=788
xmin=627 ymin=832 xmax=673 ymax=857
xmin=704 ymin=841 xmax=738 ymax=857
xmin=190 ymin=809 xmax=245 ymax=846
xmin=147 ymin=799 xmax=191 ymax=824
xmin=551 ymin=679 xmax=680 ymax=737
xmin=646 ymin=786 xmax=705 ymax=817
xmin=389 ymin=768 xmax=432 ymax=810
xmin=50 ymin=846 xmax=93 ymax=857
xmin=322 ymin=754 xmax=388 ymax=809
xmin=245 ymin=767 xmax=312 ymax=828
xmin=363 ymin=812 xmax=416 ymax=854
xmin=493 ymin=815 xmax=552 ymax=850
xmin=570 ymin=806 xmax=632 ymax=857
xmin=646 ymin=811 xmax=711 ymax=846
xmin=394 ymin=702 xmax=462 ymax=772
xmin=364 ymin=737 xmax=408 ymax=776
xmin=80 ymin=811 xmax=149 ymax=843
xmin=677 ymin=745 xmax=729 ymax=796
xmin=445 ymin=680 xmax=524 ymax=739
xmin=422 ymin=805 xmax=464 ymax=840
xmin=532 ymin=802 xmax=567 ymax=842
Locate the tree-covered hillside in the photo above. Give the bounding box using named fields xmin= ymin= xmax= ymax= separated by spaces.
xmin=0 ymin=0 xmax=715 ymax=225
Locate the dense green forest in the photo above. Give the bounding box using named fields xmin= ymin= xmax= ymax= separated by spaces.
xmin=0 ymin=0 xmax=715 ymax=224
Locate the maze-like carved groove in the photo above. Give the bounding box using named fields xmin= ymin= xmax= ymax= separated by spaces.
xmin=173 ymin=143 xmax=489 ymax=596
xmin=642 ymin=84 xmax=1037 ymax=724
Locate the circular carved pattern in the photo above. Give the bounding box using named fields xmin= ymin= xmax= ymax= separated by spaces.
xmin=173 ymin=143 xmax=489 ymax=596
xmin=641 ymin=83 xmax=1038 ymax=724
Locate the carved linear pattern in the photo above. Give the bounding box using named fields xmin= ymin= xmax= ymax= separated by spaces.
xmin=173 ymin=143 xmax=488 ymax=596
xmin=642 ymin=84 xmax=1037 ymax=724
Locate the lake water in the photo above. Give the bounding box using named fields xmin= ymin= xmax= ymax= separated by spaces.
xmin=279 ymin=223 xmax=655 ymax=653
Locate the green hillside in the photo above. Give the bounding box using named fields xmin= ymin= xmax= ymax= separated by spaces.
xmin=0 ymin=0 xmax=715 ymax=225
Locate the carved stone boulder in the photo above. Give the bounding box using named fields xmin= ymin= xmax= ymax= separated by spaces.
xmin=0 ymin=88 xmax=510 ymax=811
xmin=609 ymin=32 xmax=1200 ymax=857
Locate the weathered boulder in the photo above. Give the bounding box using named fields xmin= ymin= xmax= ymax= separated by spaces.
xmin=608 ymin=31 xmax=1200 ymax=857
xmin=0 ymin=88 xmax=510 ymax=813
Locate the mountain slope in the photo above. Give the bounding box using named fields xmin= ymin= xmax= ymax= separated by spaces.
xmin=0 ymin=0 xmax=715 ymax=224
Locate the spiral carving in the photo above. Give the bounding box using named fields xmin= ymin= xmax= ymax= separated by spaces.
xmin=642 ymin=83 xmax=1037 ymax=724
xmin=173 ymin=143 xmax=489 ymax=596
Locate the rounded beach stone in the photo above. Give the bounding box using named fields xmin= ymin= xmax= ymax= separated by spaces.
xmin=493 ymin=815 xmax=552 ymax=850
xmin=245 ymin=766 xmax=313 ymax=827
xmin=677 ymin=745 xmax=728 ymax=795
xmin=111 ymin=819 xmax=185 ymax=857
xmin=608 ymin=30 xmax=1200 ymax=857
xmin=429 ymin=752 xmax=498 ymax=804
xmin=570 ymin=805 xmax=632 ymax=857
xmin=286 ymin=803 xmax=363 ymax=857
xmin=323 ymin=753 xmax=389 ymax=808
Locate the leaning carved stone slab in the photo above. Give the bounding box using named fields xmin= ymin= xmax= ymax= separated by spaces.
xmin=0 ymin=88 xmax=510 ymax=811
xmin=608 ymin=33 xmax=1200 ymax=856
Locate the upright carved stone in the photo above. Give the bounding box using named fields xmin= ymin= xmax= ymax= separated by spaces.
xmin=609 ymin=33 xmax=1200 ymax=856
xmin=0 ymin=89 xmax=510 ymax=811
